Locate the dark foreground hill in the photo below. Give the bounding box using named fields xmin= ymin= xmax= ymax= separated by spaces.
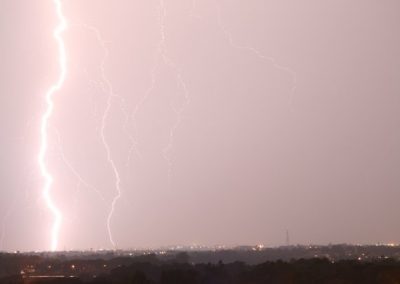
xmin=2 ymin=257 xmax=400 ymax=283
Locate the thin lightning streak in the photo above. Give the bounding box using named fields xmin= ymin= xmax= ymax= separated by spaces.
xmin=64 ymin=178 xmax=83 ymax=226
xmin=72 ymin=23 xmax=136 ymax=153
xmin=158 ymin=0 xmax=190 ymax=183
xmin=215 ymin=1 xmax=297 ymax=104
xmin=75 ymin=26 xmax=141 ymax=186
xmin=128 ymin=0 xmax=162 ymax=168
xmin=163 ymin=74 xmax=190 ymax=180
xmin=38 ymin=0 xmax=67 ymax=252
xmin=128 ymin=52 xmax=158 ymax=166
xmin=84 ymin=25 xmax=122 ymax=249
xmin=128 ymin=0 xmax=169 ymax=137
xmin=117 ymin=90 xmax=141 ymax=172
xmin=70 ymin=22 xmax=128 ymax=249
xmin=102 ymin=89 xmax=122 ymax=250
xmin=130 ymin=0 xmax=190 ymax=183
xmin=55 ymin=130 xmax=106 ymax=203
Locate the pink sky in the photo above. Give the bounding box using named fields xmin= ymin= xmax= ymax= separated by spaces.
xmin=0 ymin=0 xmax=399 ymax=251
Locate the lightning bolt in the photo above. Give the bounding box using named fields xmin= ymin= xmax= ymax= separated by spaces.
xmin=162 ymin=73 xmax=189 ymax=181
xmin=38 ymin=0 xmax=67 ymax=252
xmin=159 ymin=2 xmax=189 ymax=184
xmin=34 ymin=1 xmax=289 ymax=252
xmin=130 ymin=0 xmax=190 ymax=184
xmin=55 ymin=130 xmax=106 ymax=203
xmin=84 ymin=25 xmax=122 ymax=249
xmin=215 ymin=1 xmax=297 ymax=104
xmin=66 ymin=22 xmax=133 ymax=248
xmin=101 ymin=79 xmax=122 ymax=250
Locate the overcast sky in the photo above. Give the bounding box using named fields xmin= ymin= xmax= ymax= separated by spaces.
xmin=0 ymin=0 xmax=399 ymax=251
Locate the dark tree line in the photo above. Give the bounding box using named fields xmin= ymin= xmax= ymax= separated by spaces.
xmin=86 ymin=258 xmax=400 ymax=284
xmin=2 ymin=258 xmax=400 ymax=284
xmin=2 ymin=250 xmax=400 ymax=283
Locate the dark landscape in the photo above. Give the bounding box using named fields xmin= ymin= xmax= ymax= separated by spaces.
xmin=1 ymin=1 xmax=400 ymax=283
xmin=2 ymin=245 xmax=400 ymax=283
